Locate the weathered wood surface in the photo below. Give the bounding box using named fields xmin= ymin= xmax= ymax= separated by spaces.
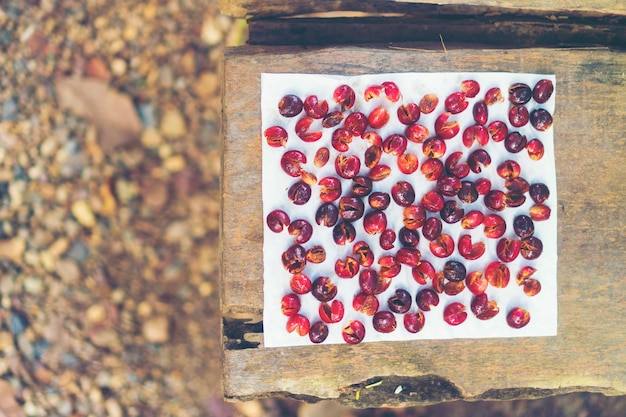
xmin=221 ymin=45 xmax=626 ymax=406
xmin=219 ymin=0 xmax=626 ymax=19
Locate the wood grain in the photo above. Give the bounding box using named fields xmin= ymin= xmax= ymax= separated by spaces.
xmin=221 ymin=45 xmax=626 ymax=406
xmin=219 ymin=0 xmax=626 ymax=19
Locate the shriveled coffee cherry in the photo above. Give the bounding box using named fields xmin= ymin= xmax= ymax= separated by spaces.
xmin=497 ymin=160 xmax=521 ymax=179
xmin=344 ymin=112 xmax=367 ymax=136
xmin=334 ymin=84 xmax=356 ymax=110
xmin=475 ymin=178 xmax=491 ymax=195
xmin=435 ymin=112 xmax=460 ymax=139
xmin=440 ymin=200 xmax=464 ymax=224
xmin=433 ymin=271 xmax=446 ymax=294
xmin=530 ymin=108 xmax=553 ymax=131
xmin=473 ymin=100 xmax=488 ymax=125
xmin=379 ymin=229 xmax=397 ymax=251
xmin=444 ymin=152 xmax=469 ymax=179
xmin=403 ymin=205 xmax=426 ymax=230
xmin=378 ymin=255 xmax=401 ymax=278
xmin=363 ymin=210 xmax=387 ymax=235
xmin=288 ymin=219 xmax=313 ymax=244
xmin=278 ymin=94 xmax=303 ymax=117
xmin=295 ymin=116 xmax=322 ymax=142
xmin=483 ymin=214 xmax=506 ymax=238
xmin=419 ymin=93 xmax=439 ymax=114
xmin=288 ymin=181 xmax=311 ymax=205
xmin=299 ymin=247 xmax=323 ymax=268
xmin=516 ymin=265 xmax=537 ymax=285
xmin=405 ymin=123 xmax=429 ymax=143
xmin=382 ymin=134 xmax=408 ymax=156
xmin=505 ymin=131 xmax=528 ymax=153
xmin=506 ymin=177 xmax=530 ymax=194
xmin=461 ymin=79 xmax=480 ymax=98
xmin=391 ymin=181 xmax=415 ymax=207
xmin=331 ymin=128 xmax=353 ymax=152
xmin=290 ymin=273 xmax=312 ymax=294
xmin=369 ymin=192 xmax=391 ymax=210
xmin=388 ymin=289 xmax=412 ymax=314
xmin=382 ymin=81 xmax=401 ymax=102
xmin=529 ymin=183 xmax=550 ymax=204
xmin=314 ymin=147 xmax=330 ymax=168
xmin=264 ymin=126 xmax=288 ymax=147
xmin=399 ymin=227 xmax=420 ymax=248
xmin=508 ymin=83 xmax=532 ymax=104
xmin=351 ymin=176 xmax=373 ymax=197
xmin=504 ymin=192 xmax=526 ymax=208
xmin=422 ymin=217 xmax=443 ymax=241
xmin=445 ymin=92 xmax=468 ymax=114
xmin=513 ymin=215 xmax=535 ymax=239
xmin=488 ymin=120 xmax=508 ymax=142
xmin=396 ymin=247 xmax=421 ymax=267
xmin=373 ymin=311 xmax=397 ymax=333
xmin=281 ymin=150 xmax=306 ymax=177
xmin=362 ymin=130 xmax=382 ymax=145
xmin=430 ymin=234 xmax=454 ymax=258
xmin=444 ymin=280 xmax=465 ymax=296
xmin=444 ymin=302 xmax=467 ymax=326
xmin=335 ymin=155 xmax=361 ymax=179
xmin=465 ymin=270 xmax=487 ymax=295
xmin=353 ymin=241 xmax=374 ymax=267
xmin=496 ymin=238 xmax=521 ymax=263
xmin=397 ymin=102 xmax=420 ymax=125
xmin=311 ymin=276 xmax=337 ymax=302
xmin=282 ymin=244 xmax=306 ymax=274
xmin=458 ymin=234 xmax=485 ymax=260
xmin=304 ymin=95 xmax=329 ymax=119
xmin=342 ymin=320 xmax=366 ymax=344
xmin=485 ymin=261 xmax=510 ymax=288
xmin=353 ymin=292 xmax=379 ymax=316
xmin=267 ymin=209 xmax=290 ymax=233
xmin=364 ymin=145 xmax=382 ymax=168
xmin=467 ymin=149 xmax=491 ymax=174
xmin=533 ymin=79 xmax=554 ymax=103
xmin=458 ymin=181 xmax=478 ymax=204
xmin=421 ymin=158 xmax=444 ymax=181
xmin=422 ymin=190 xmax=445 ymax=212
xmin=404 ymin=311 xmax=425 ymax=333
xmin=339 ymin=196 xmax=365 ymax=222
xmin=461 ymin=210 xmax=484 ymax=229
xmin=368 ymin=164 xmax=391 ymax=181
xmin=507 ymin=307 xmax=530 ymax=329
xmin=319 ymin=300 xmax=345 ymax=324
xmin=423 ymin=137 xmax=447 ymax=158
xmin=309 ymin=321 xmax=329 ymax=344
xmin=470 ymin=293 xmax=500 ymax=320
xmin=484 ymin=190 xmax=506 ymax=211
xmin=286 ymin=314 xmax=310 ymax=336
xmin=416 ymin=288 xmax=439 ymax=311
xmin=281 ymin=293 xmax=301 ymax=317
xmin=364 ymin=84 xmax=384 ymax=101
xmin=335 ymin=256 xmax=360 ymax=278
xmin=316 ymin=202 xmax=338 ymax=227
xmin=443 ymin=260 xmax=466 ymax=282
xmin=526 ymin=138 xmax=544 ymax=160
xmin=462 ymin=124 xmax=489 ymax=148
xmin=322 ymin=111 xmax=344 ymax=128
xmin=398 ymin=153 xmax=419 ymax=174
xmin=333 ymin=221 xmax=356 ymax=245
xmin=530 ymin=204 xmax=551 ymax=221
xmin=523 ymin=278 xmax=542 ymax=296
xmin=521 ymin=236 xmax=543 ymax=260
xmin=437 ymin=175 xmax=462 ymax=197
xmin=412 ymin=261 xmax=435 ymax=284
xmin=484 ymin=87 xmax=504 ymax=105
xmin=359 ymin=269 xmax=391 ymax=295
xmin=369 ymin=106 xmax=390 ymax=129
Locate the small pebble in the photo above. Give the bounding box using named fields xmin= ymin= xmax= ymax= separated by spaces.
xmin=0 ymin=331 xmax=13 ymax=351
xmin=0 ymin=237 xmax=26 ymax=263
xmin=86 ymin=304 xmax=107 ymax=324
xmin=160 ymin=107 xmax=187 ymax=138
xmin=105 ymin=398 xmax=123 ymax=417
xmin=2 ymin=98 xmax=18 ymax=121
xmin=66 ymin=240 xmax=90 ymax=263
xmin=163 ymin=155 xmax=186 ymax=172
xmin=140 ymin=126 xmax=162 ymax=148
xmin=137 ymin=103 xmax=157 ymax=127
xmin=110 ymin=58 xmax=127 ymax=76
xmin=10 ymin=311 xmax=29 ymax=335
xmin=142 ymin=316 xmax=169 ymax=343
xmin=55 ymin=257 xmax=81 ymax=283
xmin=23 ymin=276 xmax=44 ymax=294
xmin=71 ymin=200 xmax=97 ymax=228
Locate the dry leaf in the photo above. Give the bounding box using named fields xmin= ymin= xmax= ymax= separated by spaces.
xmin=55 ymin=77 xmax=142 ymax=151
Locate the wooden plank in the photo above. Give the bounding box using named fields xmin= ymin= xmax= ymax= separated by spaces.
xmin=219 ymin=0 xmax=626 ymax=19
xmin=221 ymin=45 xmax=626 ymax=406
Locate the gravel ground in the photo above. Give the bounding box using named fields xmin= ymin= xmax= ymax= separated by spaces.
xmin=0 ymin=0 xmax=624 ymax=416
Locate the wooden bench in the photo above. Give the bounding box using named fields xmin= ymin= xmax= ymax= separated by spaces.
xmin=220 ymin=0 xmax=626 ymax=407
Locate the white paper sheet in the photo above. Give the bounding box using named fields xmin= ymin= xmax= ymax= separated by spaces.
xmin=261 ymin=72 xmax=557 ymax=347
